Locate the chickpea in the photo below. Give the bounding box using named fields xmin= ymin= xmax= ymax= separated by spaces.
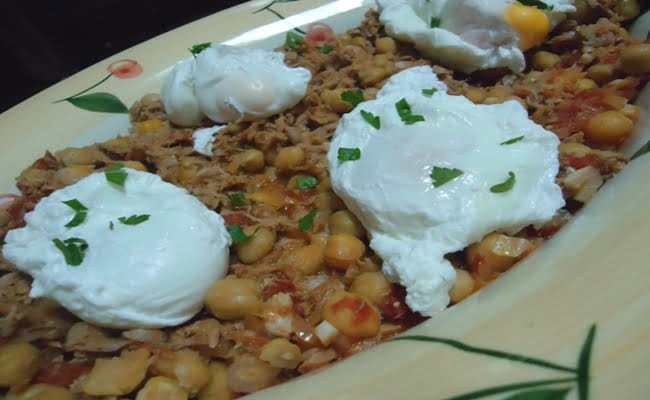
xmin=274 ymin=146 xmax=304 ymax=173
xmin=236 ymin=226 xmax=276 ymax=264
xmin=583 ymin=110 xmax=634 ymax=146
xmin=259 ymin=338 xmax=302 ymax=369
xmin=198 ymin=363 xmax=233 ymax=400
xmin=5 ymin=384 xmax=75 ymax=400
xmin=358 ymin=67 xmax=391 ymax=86
xmin=586 ymin=64 xmax=615 ymax=85
xmin=284 ymin=244 xmax=324 ymax=275
xmin=136 ymin=377 xmax=188 ymax=400
xmin=574 ymin=78 xmax=598 ymax=92
xmin=449 ymin=269 xmax=475 ymax=303
xmin=226 ymin=355 xmax=279 ymax=394
xmin=82 ymin=348 xmax=150 ymax=396
xmin=233 ymin=149 xmax=265 ymax=173
xmin=177 ymin=157 xmax=203 ymax=185
xmin=465 ymin=233 xmax=530 ymax=280
xmin=136 ymin=118 xmax=165 ymax=134
xmin=375 ymin=37 xmax=397 ymax=54
xmin=464 ymin=87 xmax=485 ymax=104
xmin=350 ymin=272 xmax=392 ymax=307
xmin=328 ymin=210 xmax=365 ymax=238
xmin=55 ymin=147 xmax=107 ymax=166
xmin=614 ymin=0 xmax=640 ymax=21
xmin=322 ymin=291 xmax=380 ymax=338
xmin=54 ymin=165 xmax=94 ymax=186
xmin=314 ymin=191 xmax=345 ymax=211
xmin=531 ymin=51 xmax=561 ymax=70
xmin=619 ymin=43 xmax=650 ymax=75
xmin=152 ymin=349 xmax=210 ymax=395
xmin=324 ymin=234 xmax=366 ymax=270
xmin=0 ymin=343 xmax=39 ymax=388
xmin=321 ymin=88 xmax=354 ymax=113
xmin=205 ymin=278 xmax=261 ymax=320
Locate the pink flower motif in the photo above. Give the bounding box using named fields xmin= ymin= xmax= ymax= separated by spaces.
xmin=305 ymin=22 xmax=334 ymax=48
xmin=107 ymin=59 xmax=143 ymax=79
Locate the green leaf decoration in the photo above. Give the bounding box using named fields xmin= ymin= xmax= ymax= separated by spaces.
xmin=189 ymin=42 xmax=211 ymax=56
xmin=490 ymin=171 xmax=516 ymax=193
xmin=66 ymin=92 xmax=128 ymax=114
xmin=630 ymin=140 xmax=650 ymax=160
xmin=503 ymin=387 xmax=572 ymax=400
xmin=298 ymin=208 xmax=317 ymax=232
xmin=390 ymin=336 xmax=576 ymax=373
xmin=443 ymin=379 xmax=575 ymax=400
xmin=576 ymin=325 xmax=596 ymax=400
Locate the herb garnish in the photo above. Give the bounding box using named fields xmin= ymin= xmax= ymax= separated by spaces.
xmin=189 ymin=42 xmax=211 ymax=56
xmin=395 ymin=98 xmax=425 ymax=125
xmin=285 ymin=31 xmax=304 ymax=49
xmin=500 ymin=136 xmax=525 ymax=145
xmin=53 ymin=237 xmax=88 ymax=266
xmin=630 ymin=140 xmax=650 ymax=160
xmin=422 ymin=88 xmax=438 ymax=97
xmin=430 ymin=166 xmax=464 ymax=188
xmin=338 ymin=147 xmax=361 ymax=162
xmin=105 ymin=163 xmax=127 ymax=187
xmin=341 ymin=89 xmax=364 ymax=107
xmin=295 ymin=175 xmax=318 ymax=190
xmin=62 ymin=199 xmax=88 ymax=228
xmin=298 ymin=209 xmax=317 ymax=231
xmin=227 ymin=192 xmax=246 ymax=207
xmin=118 ymin=214 xmax=150 ymax=225
xmin=317 ymin=44 xmax=334 ymax=54
xmin=226 ymin=224 xmax=255 ymax=245
xmin=430 ymin=17 xmax=442 ymax=28
xmin=490 ymin=171 xmax=516 ymax=193
xmin=360 ymin=110 xmax=380 ymax=129
xmin=517 ymin=0 xmax=554 ymax=10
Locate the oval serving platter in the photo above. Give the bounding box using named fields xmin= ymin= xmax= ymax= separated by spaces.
xmin=1 ymin=1 xmax=649 ymax=399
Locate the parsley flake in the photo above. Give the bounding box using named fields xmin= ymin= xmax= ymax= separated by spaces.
xmin=317 ymin=44 xmax=334 ymax=54
xmin=360 ymin=110 xmax=380 ymax=129
xmin=226 ymin=224 xmax=254 ymax=245
xmin=53 ymin=237 xmax=88 ymax=266
xmin=227 ymin=192 xmax=246 ymax=207
xmin=631 ymin=140 xmax=650 ymax=160
xmin=430 ymin=166 xmax=464 ymax=188
xmin=298 ymin=209 xmax=317 ymax=232
xmin=341 ymin=89 xmax=364 ymax=108
xmin=430 ymin=17 xmax=442 ymax=28
xmin=105 ymin=163 xmax=127 ymax=187
xmin=490 ymin=171 xmax=517 ymax=193
xmin=338 ymin=147 xmax=361 ymax=162
xmin=517 ymin=0 xmax=554 ymax=10
xmin=500 ymin=136 xmax=525 ymax=145
xmin=285 ymin=31 xmax=304 ymax=49
xmin=62 ymin=199 xmax=88 ymax=228
xmin=189 ymin=42 xmax=211 ymax=56
xmin=395 ymin=98 xmax=425 ymax=124
xmin=295 ymin=175 xmax=318 ymax=190
xmin=422 ymin=88 xmax=438 ymax=97
xmin=118 ymin=214 xmax=150 ymax=225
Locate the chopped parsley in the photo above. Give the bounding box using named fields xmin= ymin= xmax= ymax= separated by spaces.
xmin=317 ymin=44 xmax=334 ymax=54
xmin=490 ymin=171 xmax=517 ymax=193
xmin=118 ymin=214 xmax=150 ymax=225
xmin=395 ymin=98 xmax=425 ymax=125
xmin=53 ymin=237 xmax=88 ymax=266
xmin=517 ymin=0 xmax=554 ymax=10
xmin=62 ymin=199 xmax=88 ymax=228
xmin=295 ymin=175 xmax=318 ymax=190
xmin=630 ymin=140 xmax=650 ymax=160
xmin=500 ymin=136 xmax=525 ymax=145
xmin=105 ymin=163 xmax=127 ymax=187
xmin=226 ymin=224 xmax=254 ymax=245
xmin=298 ymin=209 xmax=317 ymax=232
xmin=227 ymin=192 xmax=246 ymax=207
xmin=422 ymin=88 xmax=438 ymax=97
xmin=285 ymin=31 xmax=304 ymax=49
xmin=341 ymin=89 xmax=364 ymax=108
xmin=189 ymin=42 xmax=211 ymax=56
xmin=338 ymin=147 xmax=361 ymax=162
xmin=430 ymin=166 xmax=464 ymax=188
xmin=430 ymin=17 xmax=442 ymax=28
xmin=360 ymin=110 xmax=380 ymax=129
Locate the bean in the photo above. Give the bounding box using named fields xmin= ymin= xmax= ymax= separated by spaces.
xmin=0 ymin=343 xmax=39 ymax=388
xmin=54 ymin=165 xmax=94 ymax=186
xmin=449 ymin=269 xmax=475 ymax=303
xmin=233 ymin=149 xmax=265 ymax=173
xmin=198 ymin=363 xmax=233 ymax=400
xmin=322 ymin=291 xmax=380 ymax=338
xmin=375 ymin=37 xmax=397 ymax=54
xmin=614 ymin=0 xmax=640 ymax=20
xmin=274 ymin=146 xmax=304 ymax=173
xmin=321 ymin=88 xmax=354 ymax=113
xmin=586 ymin=64 xmax=615 ymax=85
xmin=226 ymin=355 xmax=278 ymax=394
xmin=531 ymin=51 xmax=561 ymax=70
xmin=328 ymin=210 xmax=365 ymax=238
xmin=259 ymin=338 xmax=302 ymax=369
xmin=135 ymin=376 xmax=188 ymax=400
xmin=5 ymin=384 xmax=74 ymax=400
xmin=151 ymin=349 xmax=210 ymax=395
xmin=236 ymin=226 xmax=276 ymax=264
xmin=350 ymin=272 xmax=392 ymax=307
xmin=619 ymin=43 xmax=650 ymax=74
xmin=324 ymin=234 xmax=366 ymax=270
xmin=574 ymin=78 xmax=597 ymax=92
xmin=583 ymin=110 xmax=634 ymax=146
xmin=82 ymin=348 xmax=150 ymax=396
xmin=284 ymin=244 xmax=324 ymax=275
xmin=205 ymin=278 xmax=261 ymax=320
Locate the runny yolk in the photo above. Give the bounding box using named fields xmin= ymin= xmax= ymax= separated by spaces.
xmin=505 ymin=3 xmax=551 ymax=51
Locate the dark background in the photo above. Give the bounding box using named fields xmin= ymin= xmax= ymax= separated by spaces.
xmin=0 ymin=0 xmax=247 ymax=113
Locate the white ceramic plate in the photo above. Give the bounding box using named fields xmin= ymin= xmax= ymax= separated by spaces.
xmin=1 ymin=1 xmax=649 ymax=399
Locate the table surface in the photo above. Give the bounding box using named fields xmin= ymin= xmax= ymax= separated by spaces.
xmin=0 ymin=0 xmax=246 ymax=113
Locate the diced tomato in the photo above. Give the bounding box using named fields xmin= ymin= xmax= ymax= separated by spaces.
xmin=305 ymin=22 xmax=334 ymax=47
xmin=34 ymin=361 xmax=93 ymax=386
xmin=381 ymin=285 xmax=426 ymax=326
xmin=222 ymin=213 xmax=255 ymax=226
xmin=261 ymin=274 xmax=296 ymax=300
